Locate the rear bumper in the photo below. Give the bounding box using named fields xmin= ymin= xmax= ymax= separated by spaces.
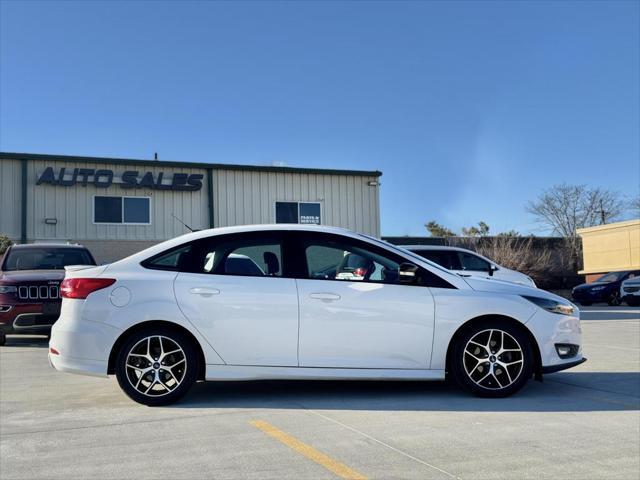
xmin=49 ymin=351 xmax=108 ymax=377
xmin=542 ymin=357 xmax=587 ymax=374
xmin=49 ymin=302 xmax=121 ymax=378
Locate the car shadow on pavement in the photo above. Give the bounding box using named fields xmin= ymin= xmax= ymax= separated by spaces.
xmin=173 ymin=371 xmax=640 ymax=413
xmin=0 ymin=335 xmax=49 ymax=348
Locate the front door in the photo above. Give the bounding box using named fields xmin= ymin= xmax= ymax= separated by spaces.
xmin=174 ymin=232 xmax=299 ymax=366
xmin=294 ymin=232 xmax=435 ymax=369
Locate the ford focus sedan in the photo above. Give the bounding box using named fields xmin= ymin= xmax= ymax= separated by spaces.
xmin=49 ymin=225 xmax=584 ymax=406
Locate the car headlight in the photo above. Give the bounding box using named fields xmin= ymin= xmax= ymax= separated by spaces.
xmin=590 ymin=286 xmax=606 ymax=291
xmin=0 ymin=286 xmax=17 ymax=294
xmin=522 ymin=295 xmax=576 ymax=316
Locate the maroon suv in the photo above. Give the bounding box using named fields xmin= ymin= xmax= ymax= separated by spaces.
xmin=0 ymin=244 xmax=96 ymax=345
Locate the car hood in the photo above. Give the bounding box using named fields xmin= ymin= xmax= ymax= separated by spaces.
xmin=573 ymin=282 xmax=613 ymax=291
xmin=0 ymin=269 xmax=66 ymax=283
xmin=463 ymin=275 xmax=569 ymax=303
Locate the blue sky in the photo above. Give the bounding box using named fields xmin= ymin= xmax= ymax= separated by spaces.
xmin=1 ymin=0 xmax=638 ymax=235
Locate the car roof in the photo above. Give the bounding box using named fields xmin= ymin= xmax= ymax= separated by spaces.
xmin=9 ymin=243 xmax=88 ymax=249
xmin=401 ymin=245 xmax=475 ymax=254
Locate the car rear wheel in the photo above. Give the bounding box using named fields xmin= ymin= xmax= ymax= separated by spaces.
xmin=451 ymin=321 xmax=533 ymax=398
xmin=607 ymin=292 xmax=621 ymax=306
xmin=115 ymin=327 xmax=198 ymax=406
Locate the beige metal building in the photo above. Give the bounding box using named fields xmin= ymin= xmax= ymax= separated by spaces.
xmin=0 ymin=152 xmax=381 ymax=263
xmin=577 ymin=219 xmax=640 ymax=282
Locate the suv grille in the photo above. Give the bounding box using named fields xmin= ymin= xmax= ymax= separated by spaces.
xmin=624 ymin=286 xmax=640 ymax=293
xmin=17 ymin=285 xmax=60 ymax=300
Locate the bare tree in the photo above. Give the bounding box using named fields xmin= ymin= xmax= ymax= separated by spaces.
xmin=526 ymin=184 xmax=624 ymax=268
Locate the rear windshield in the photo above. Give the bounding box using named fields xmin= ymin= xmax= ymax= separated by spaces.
xmin=2 ymin=248 xmax=95 ymax=271
xmin=594 ymin=272 xmax=625 ymax=283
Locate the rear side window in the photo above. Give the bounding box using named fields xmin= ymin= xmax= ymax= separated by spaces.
xmin=141 ymin=233 xmax=283 ymax=277
xmin=141 ymin=244 xmax=193 ymax=271
xmin=201 ymin=241 xmax=282 ymax=277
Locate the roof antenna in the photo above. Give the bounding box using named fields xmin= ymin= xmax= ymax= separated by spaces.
xmin=172 ymin=213 xmax=196 ymax=232
xmin=154 ymin=152 xmax=158 ymax=160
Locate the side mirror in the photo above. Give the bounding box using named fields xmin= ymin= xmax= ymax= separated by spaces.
xmin=488 ymin=264 xmax=497 ymax=276
xmin=399 ymin=262 xmax=419 ymax=284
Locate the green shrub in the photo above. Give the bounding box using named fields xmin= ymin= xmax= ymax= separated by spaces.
xmin=0 ymin=235 xmax=13 ymax=255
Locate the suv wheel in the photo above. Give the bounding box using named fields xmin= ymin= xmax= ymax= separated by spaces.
xmin=451 ymin=321 xmax=533 ymax=398
xmin=626 ymin=297 xmax=640 ymax=307
xmin=115 ymin=327 xmax=198 ymax=406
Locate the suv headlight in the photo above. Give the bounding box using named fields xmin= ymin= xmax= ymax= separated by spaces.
xmin=522 ymin=295 xmax=576 ymax=316
xmin=0 ymin=286 xmax=17 ymax=294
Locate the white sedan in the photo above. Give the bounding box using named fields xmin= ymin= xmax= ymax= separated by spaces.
xmin=49 ymin=225 xmax=584 ymax=406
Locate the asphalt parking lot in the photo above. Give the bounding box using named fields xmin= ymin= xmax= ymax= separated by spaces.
xmin=1 ymin=307 xmax=639 ymax=480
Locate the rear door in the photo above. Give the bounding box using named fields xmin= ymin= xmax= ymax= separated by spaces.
xmin=173 ymin=231 xmax=299 ymax=366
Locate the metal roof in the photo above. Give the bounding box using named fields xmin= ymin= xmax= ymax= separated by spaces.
xmin=0 ymin=152 xmax=382 ymax=177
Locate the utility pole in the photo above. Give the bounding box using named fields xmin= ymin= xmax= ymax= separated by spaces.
xmin=600 ymin=199 xmax=606 ymax=224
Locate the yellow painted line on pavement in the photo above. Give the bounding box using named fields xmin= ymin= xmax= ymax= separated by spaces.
xmin=250 ymin=420 xmax=368 ymax=480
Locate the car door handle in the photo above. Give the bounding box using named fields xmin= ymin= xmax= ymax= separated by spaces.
xmin=309 ymin=293 xmax=341 ymax=301
xmin=189 ymin=287 xmax=220 ymax=297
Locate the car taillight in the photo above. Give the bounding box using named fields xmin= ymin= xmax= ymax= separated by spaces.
xmin=60 ymin=278 xmax=116 ymax=299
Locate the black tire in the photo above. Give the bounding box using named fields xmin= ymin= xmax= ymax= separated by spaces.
xmin=450 ymin=320 xmax=534 ymax=398
xmin=625 ymin=297 xmax=640 ymax=307
xmin=0 ymin=332 xmax=5 ymax=346
xmin=115 ymin=326 xmax=198 ymax=406
xmin=607 ymin=292 xmax=621 ymax=306
xmin=578 ymin=301 xmax=592 ymax=306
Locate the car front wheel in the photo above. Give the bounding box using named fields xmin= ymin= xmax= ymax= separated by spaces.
xmin=451 ymin=321 xmax=533 ymax=398
xmin=115 ymin=327 xmax=198 ymax=406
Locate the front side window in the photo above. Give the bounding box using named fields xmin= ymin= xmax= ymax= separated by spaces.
xmin=303 ymin=237 xmax=400 ymax=284
xmin=459 ymin=252 xmax=490 ymax=272
xmin=94 ymin=196 xmax=150 ymax=224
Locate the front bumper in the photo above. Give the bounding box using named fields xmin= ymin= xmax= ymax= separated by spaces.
xmin=525 ymin=307 xmax=584 ymax=373
xmin=541 ymin=357 xmax=587 ymax=374
xmin=0 ymin=302 xmax=60 ymax=333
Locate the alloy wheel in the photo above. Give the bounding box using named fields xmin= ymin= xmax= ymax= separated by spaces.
xmin=463 ymin=329 xmax=524 ymax=390
xmin=125 ymin=335 xmax=187 ymax=397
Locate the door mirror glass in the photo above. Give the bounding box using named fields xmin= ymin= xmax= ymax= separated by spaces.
xmin=399 ymin=262 xmax=419 ymax=284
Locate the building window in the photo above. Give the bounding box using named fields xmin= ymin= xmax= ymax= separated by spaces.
xmin=94 ymin=196 xmax=151 ymax=224
xmin=275 ymin=201 xmax=321 ymax=225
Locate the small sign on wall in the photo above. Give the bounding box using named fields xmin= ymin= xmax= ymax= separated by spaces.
xmin=275 ymin=201 xmax=321 ymax=225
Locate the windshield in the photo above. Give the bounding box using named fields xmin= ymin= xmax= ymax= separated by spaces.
xmin=2 ymin=248 xmax=95 ymax=271
xmin=594 ymin=272 xmax=624 ymax=283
